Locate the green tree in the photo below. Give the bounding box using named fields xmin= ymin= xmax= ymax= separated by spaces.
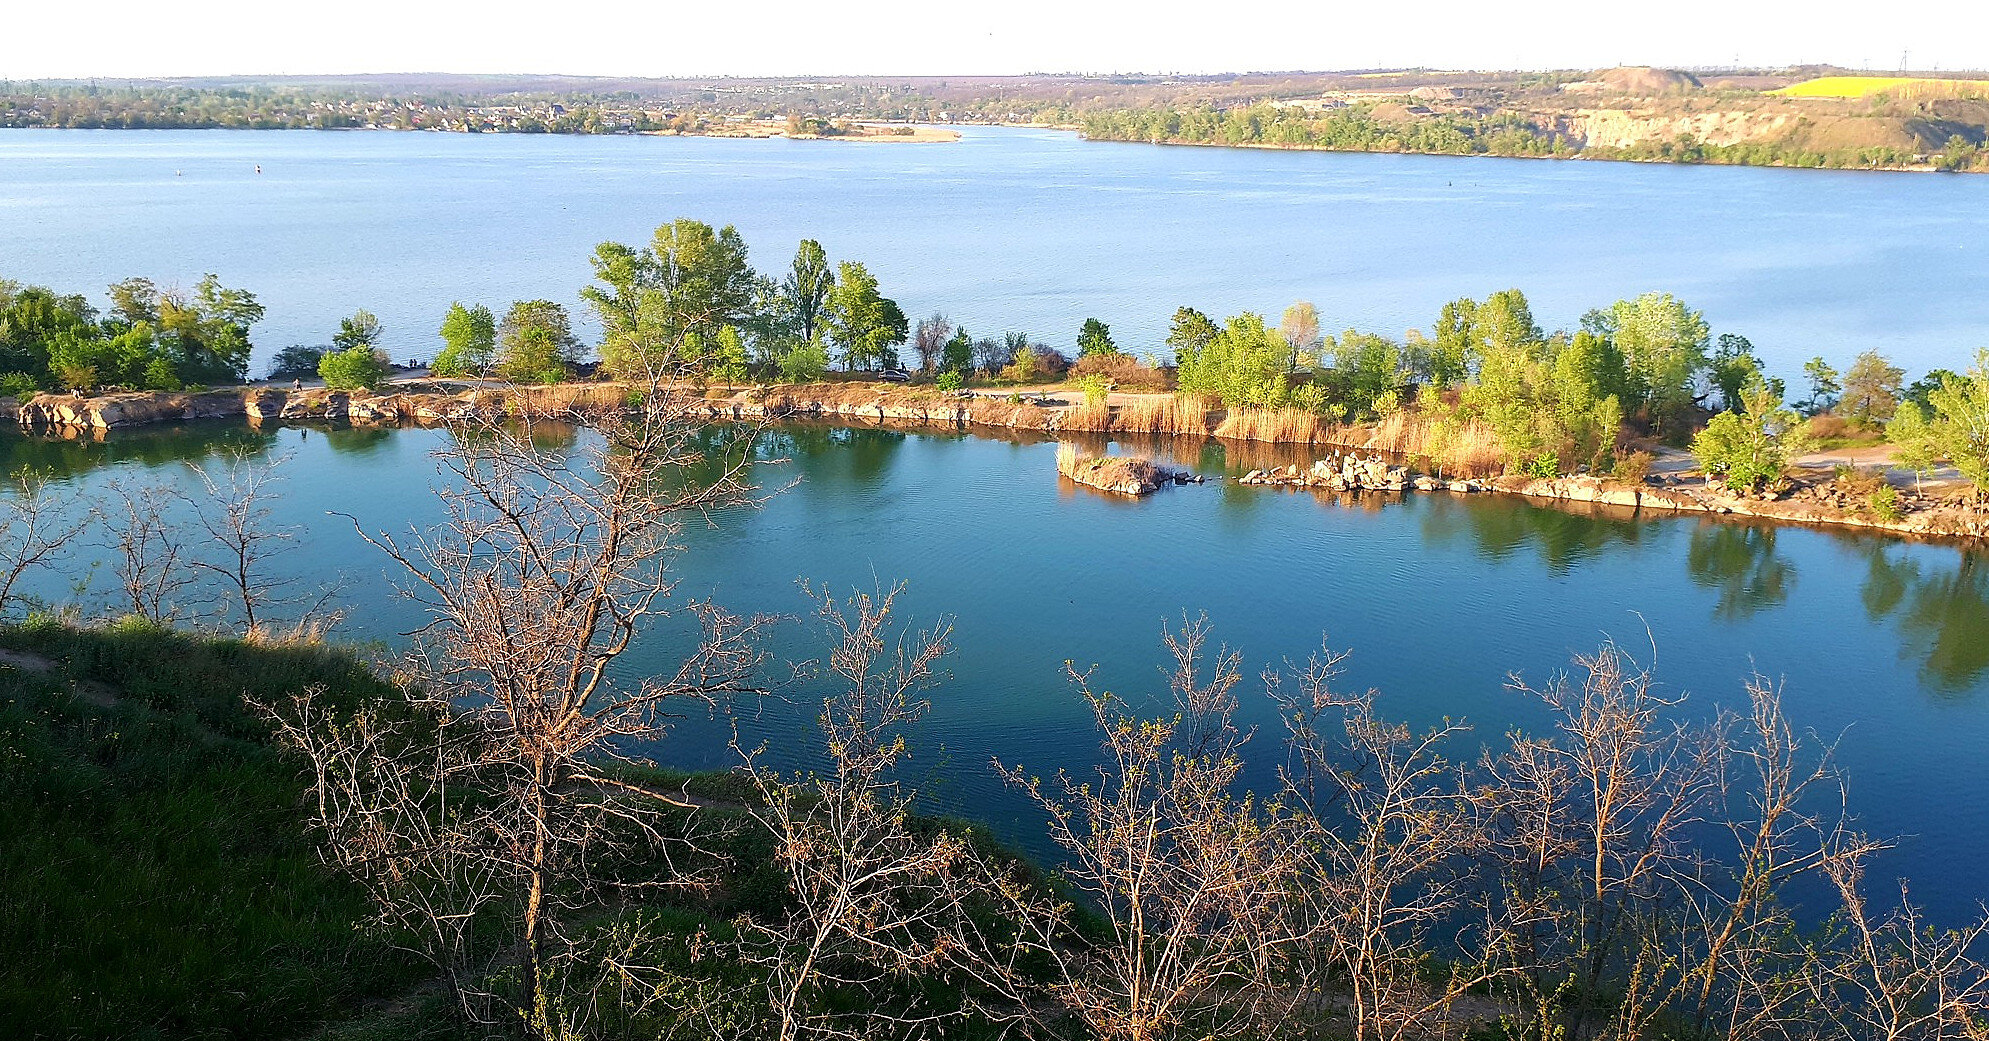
xmin=940 ymin=327 xmax=974 ymax=374
xmin=496 ymin=300 xmax=579 ymax=384
xmin=1922 ymin=352 xmax=1989 ymax=491
xmin=1176 ymin=312 xmax=1293 ymax=409
xmin=782 ymin=239 xmax=835 ymax=344
xmin=1887 ymin=401 xmax=1940 ymax=492
xmin=584 ymin=219 xmax=754 ymax=379
xmin=432 ymin=302 xmax=496 ymax=376
xmin=266 ymin=345 xmax=325 ymax=381
xmin=1839 ymin=349 xmax=1906 ymax=425
xmin=1802 ymin=356 xmax=1841 ymax=414
xmin=1165 ymin=307 xmax=1219 ymax=363
xmin=332 ymin=310 xmax=383 ymax=352
xmin=1692 ymin=381 xmax=1804 ymax=493
xmin=1077 ymin=318 xmax=1117 ymax=358
xmin=1428 ymin=297 xmax=1481 ymax=388
xmin=824 ymin=262 xmax=907 ymax=371
xmin=317 ymin=346 xmax=393 ymax=390
xmin=1709 ymin=333 xmax=1767 ymax=412
xmin=1587 ymin=292 xmax=1709 ymax=432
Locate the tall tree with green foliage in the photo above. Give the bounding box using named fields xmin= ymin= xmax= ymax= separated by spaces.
xmin=1802 ymin=356 xmax=1842 ymax=414
xmin=824 ymin=262 xmax=907 ymax=371
xmin=1709 ymin=333 xmax=1767 ymax=412
xmin=496 ymin=300 xmax=579 ymax=384
xmin=584 ymin=219 xmax=754 ymax=379
xmin=1840 ymin=349 xmax=1906 ymax=425
xmin=332 ymin=310 xmax=383 ymax=352
xmin=1175 ymin=312 xmax=1293 ymax=409
xmin=1165 ymin=307 xmax=1220 ymax=369
xmin=1077 ymin=318 xmax=1117 ymax=358
xmin=1920 ymin=351 xmax=1989 ymax=491
xmin=783 ymin=239 xmax=836 ymax=344
xmin=1586 ymin=292 xmax=1709 ymax=433
xmin=432 ymin=302 xmax=496 ymax=376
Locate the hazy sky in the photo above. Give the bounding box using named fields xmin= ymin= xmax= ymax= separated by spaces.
xmin=8 ymin=0 xmax=1987 ymax=79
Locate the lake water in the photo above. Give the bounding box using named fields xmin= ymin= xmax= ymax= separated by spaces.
xmin=3 ymin=127 xmax=1987 ymax=379
xmin=6 ymin=420 xmax=1987 ymax=922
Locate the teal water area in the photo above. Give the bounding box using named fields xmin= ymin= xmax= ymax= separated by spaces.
xmin=6 ymin=419 xmax=1987 ymax=920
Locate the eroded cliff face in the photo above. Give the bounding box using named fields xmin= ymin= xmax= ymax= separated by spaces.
xmin=1564 ymin=108 xmax=1798 ymax=149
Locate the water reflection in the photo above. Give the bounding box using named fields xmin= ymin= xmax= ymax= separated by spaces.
xmin=0 ymin=421 xmax=280 ymax=479
xmin=1854 ymin=543 xmax=1989 ymax=694
xmin=1686 ymin=523 xmax=1797 ymax=621
xmin=1421 ymin=495 xmax=1650 ymax=575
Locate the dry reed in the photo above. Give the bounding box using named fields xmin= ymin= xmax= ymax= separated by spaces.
xmin=1056 ymin=444 xmax=1166 ymax=494
xmin=1213 ymin=407 xmax=1328 ymax=444
xmin=1114 ymin=395 xmax=1213 ymax=437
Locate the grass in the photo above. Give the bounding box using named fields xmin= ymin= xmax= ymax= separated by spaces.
xmin=0 ymin=617 xmax=431 ymax=1040
xmin=1368 ymin=410 xmax=1507 ymax=478
xmin=1773 ymin=75 xmax=1989 ymax=99
xmin=0 ymin=617 xmax=1073 ymax=1040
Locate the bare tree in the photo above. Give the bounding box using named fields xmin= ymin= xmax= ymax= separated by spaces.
xmin=735 ymin=582 xmax=985 ymax=1041
xmin=1805 ymin=849 xmax=1989 ymax=1041
xmin=185 ymin=448 xmax=332 ymax=635
xmin=260 ymin=375 xmax=778 ymax=1037
xmin=0 ymin=466 xmax=88 ymax=615
xmin=1471 ymin=642 xmax=1726 ymax=1041
xmin=1271 ymin=645 xmax=1487 ymax=1041
xmin=99 ymin=476 xmax=196 ymax=621
xmin=911 ymin=313 xmax=951 ymax=374
xmin=998 ymin=617 xmax=1309 ymax=1041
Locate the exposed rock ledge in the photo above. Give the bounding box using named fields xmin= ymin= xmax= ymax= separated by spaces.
xmin=11 ymin=385 xmax=1989 ymax=543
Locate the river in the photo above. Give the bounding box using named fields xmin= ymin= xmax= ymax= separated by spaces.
xmin=3 ymin=126 xmax=1987 ymax=377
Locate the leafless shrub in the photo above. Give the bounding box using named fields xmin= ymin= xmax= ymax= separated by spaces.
xmin=734 ymin=582 xmax=981 ymax=1041
xmin=996 ymin=616 xmax=1310 ymax=1041
xmin=1270 ymin=644 xmax=1488 ymax=1041
xmin=260 ymin=368 xmax=779 ymax=1037
xmin=1470 ymin=642 xmax=1727 ymax=1041
xmin=185 ymin=449 xmax=337 ymax=635
xmin=98 ymin=476 xmax=196 ymax=621
xmin=0 ymin=465 xmax=88 ymax=614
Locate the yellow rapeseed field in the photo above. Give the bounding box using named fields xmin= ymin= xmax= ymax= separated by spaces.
xmin=1774 ymin=76 xmax=1989 ymax=99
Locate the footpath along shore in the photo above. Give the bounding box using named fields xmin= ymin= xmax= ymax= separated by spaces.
xmin=9 ymin=380 xmax=1987 ymax=542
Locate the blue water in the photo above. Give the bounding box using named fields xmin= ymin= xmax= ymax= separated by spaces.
xmin=3 ymin=127 xmax=1986 ymax=379
xmin=7 ymin=421 xmax=1987 ymax=922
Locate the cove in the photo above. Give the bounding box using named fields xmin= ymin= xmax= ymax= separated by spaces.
xmin=5 ymin=418 xmax=1988 ymax=922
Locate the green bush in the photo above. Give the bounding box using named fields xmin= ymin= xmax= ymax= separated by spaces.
xmin=935 ymin=369 xmax=963 ymax=392
xmin=317 ymin=345 xmax=393 ymax=390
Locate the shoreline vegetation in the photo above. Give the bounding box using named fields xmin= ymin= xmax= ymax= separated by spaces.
xmin=6 ymin=64 xmax=1989 ymax=173
xmin=10 ymin=378 xmax=1989 ymax=541
xmin=8 ymin=219 xmax=1989 ymax=549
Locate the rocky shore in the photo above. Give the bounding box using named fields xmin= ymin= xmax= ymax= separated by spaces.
xmin=10 ymin=382 xmax=1987 ymax=542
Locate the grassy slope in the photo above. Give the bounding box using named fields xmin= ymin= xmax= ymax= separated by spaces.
xmin=0 ymin=619 xmax=437 ymax=1041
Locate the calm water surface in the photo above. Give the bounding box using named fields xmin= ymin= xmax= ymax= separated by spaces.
xmin=6 ymin=422 xmax=1987 ymax=920
xmin=3 ymin=127 xmax=1986 ymax=377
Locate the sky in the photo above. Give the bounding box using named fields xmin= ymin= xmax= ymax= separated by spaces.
xmin=5 ymin=0 xmax=1988 ymax=79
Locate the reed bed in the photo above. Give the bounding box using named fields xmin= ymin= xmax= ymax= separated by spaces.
xmin=1212 ymin=406 xmax=1332 ymax=445
xmin=1113 ymin=395 xmax=1214 ymax=436
xmin=1368 ymin=409 xmax=1506 ymax=478
xmin=1059 ymin=400 xmax=1115 ymax=432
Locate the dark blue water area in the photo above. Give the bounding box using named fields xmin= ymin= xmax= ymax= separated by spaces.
xmin=3 ymin=127 xmax=1986 ymax=379
xmin=7 ymin=420 xmax=1987 ymax=921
